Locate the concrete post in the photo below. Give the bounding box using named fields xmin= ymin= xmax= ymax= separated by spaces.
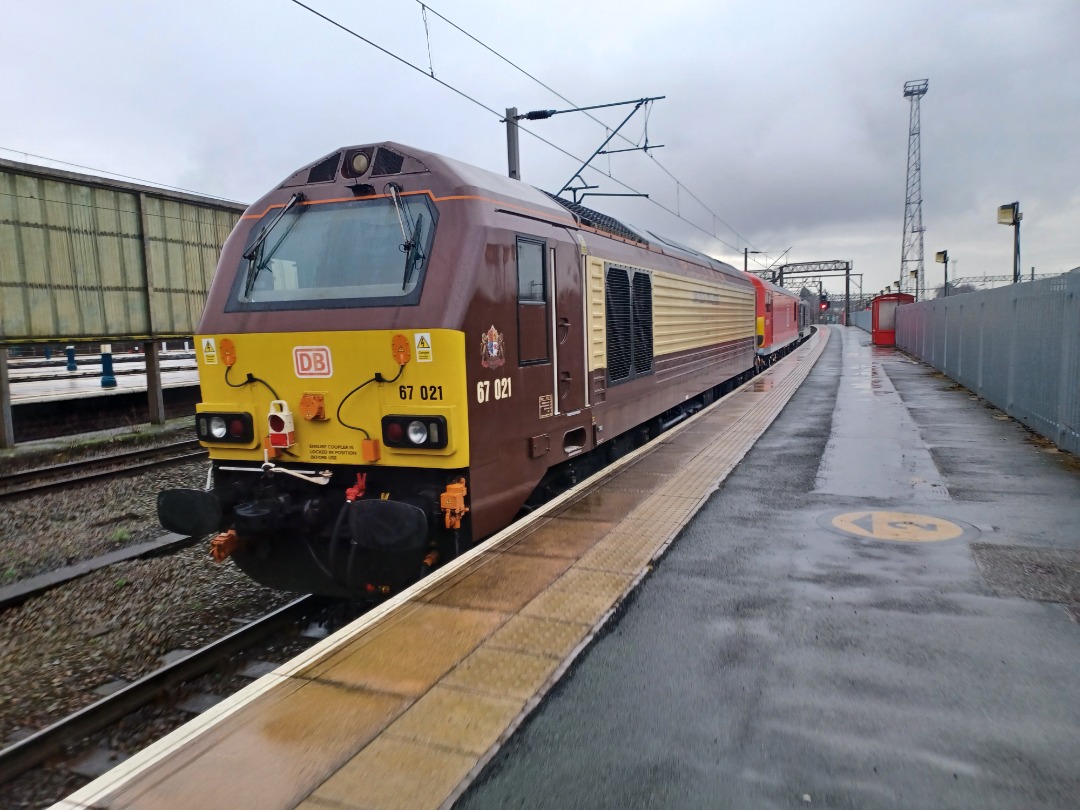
xmin=0 ymin=349 xmax=14 ymax=449
xmin=144 ymin=340 xmax=166 ymax=425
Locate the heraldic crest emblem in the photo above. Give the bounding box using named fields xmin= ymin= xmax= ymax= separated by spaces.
xmin=480 ymin=324 xmax=505 ymax=369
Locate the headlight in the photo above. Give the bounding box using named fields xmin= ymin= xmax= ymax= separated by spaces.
xmin=197 ymin=411 xmax=255 ymax=444
xmin=407 ymin=420 xmax=429 ymax=445
xmin=381 ymin=414 xmax=448 ymax=450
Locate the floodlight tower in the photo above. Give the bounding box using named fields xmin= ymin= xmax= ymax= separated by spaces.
xmin=900 ymin=79 xmax=928 ymax=300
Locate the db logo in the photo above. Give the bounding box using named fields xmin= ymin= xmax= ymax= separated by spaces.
xmin=293 ymin=346 xmax=333 ymax=378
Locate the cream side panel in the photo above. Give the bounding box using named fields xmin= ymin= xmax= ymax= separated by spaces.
xmin=586 ymin=256 xmax=607 ymax=372
xmin=652 ymin=271 xmax=755 ymax=355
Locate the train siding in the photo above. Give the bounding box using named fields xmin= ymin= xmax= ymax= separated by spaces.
xmin=652 ymin=269 xmax=755 ymax=353
xmin=586 ymin=256 xmax=607 ymax=375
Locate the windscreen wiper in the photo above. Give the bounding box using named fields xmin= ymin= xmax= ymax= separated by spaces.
xmin=402 ymin=213 xmax=425 ymax=290
xmin=386 ymin=183 xmax=425 ymax=291
xmin=243 ymin=192 xmax=304 ymax=296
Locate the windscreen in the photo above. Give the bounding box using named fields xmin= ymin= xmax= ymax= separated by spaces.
xmin=228 ymin=194 xmax=436 ymax=310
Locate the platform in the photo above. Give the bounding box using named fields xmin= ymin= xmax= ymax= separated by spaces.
xmin=7 ymin=365 xmax=198 ymax=405
xmin=54 ymin=326 xmax=1080 ymax=809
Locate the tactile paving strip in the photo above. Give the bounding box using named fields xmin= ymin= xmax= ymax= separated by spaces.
xmin=58 ymin=330 xmax=829 ymax=810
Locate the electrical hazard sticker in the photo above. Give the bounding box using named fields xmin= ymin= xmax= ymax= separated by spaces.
xmin=201 ymin=338 xmax=218 ymax=365
xmin=414 ymin=332 xmax=433 ymax=363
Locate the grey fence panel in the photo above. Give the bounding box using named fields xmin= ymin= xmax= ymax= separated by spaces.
xmin=895 ymin=273 xmax=1080 ymax=454
xmin=850 ymin=309 xmax=872 ymax=332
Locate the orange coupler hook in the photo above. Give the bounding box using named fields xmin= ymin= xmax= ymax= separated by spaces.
xmin=346 ymin=473 xmax=367 ymax=502
xmin=440 ymin=477 xmax=469 ymax=530
xmin=210 ymin=529 xmax=240 ymax=563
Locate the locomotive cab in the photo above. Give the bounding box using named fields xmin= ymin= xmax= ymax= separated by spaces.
xmin=159 ymin=145 xmax=482 ymax=598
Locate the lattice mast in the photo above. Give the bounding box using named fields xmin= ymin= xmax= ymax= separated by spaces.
xmin=901 ymin=79 xmax=928 ymax=300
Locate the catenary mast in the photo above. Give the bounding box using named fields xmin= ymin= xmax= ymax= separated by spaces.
xmin=901 ymin=79 xmax=928 ymax=300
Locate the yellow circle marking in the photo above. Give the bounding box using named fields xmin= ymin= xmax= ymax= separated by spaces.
xmin=832 ymin=510 xmax=964 ymax=542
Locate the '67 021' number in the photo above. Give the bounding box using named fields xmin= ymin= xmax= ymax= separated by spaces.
xmin=399 ymin=385 xmax=443 ymax=400
xmin=476 ymin=377 xmax=511 ymax=404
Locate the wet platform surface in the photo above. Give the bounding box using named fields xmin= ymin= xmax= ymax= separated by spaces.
xmin=8 ymin=364 xmax=198 ymax=404
xmin=459 ymin=327 xmax=1080 ymax=810
xmin=54 ymin=326 xmax=1080 ymax=809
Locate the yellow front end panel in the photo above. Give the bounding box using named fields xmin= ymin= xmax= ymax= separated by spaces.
xmin=195 ymin=329 xmax=469 ymax=468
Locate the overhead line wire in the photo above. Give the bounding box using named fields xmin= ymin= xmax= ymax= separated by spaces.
xmin=286 ymin=0 xmax=757 ymax=261
xmin=414 ymin=0 xmax=758 ymax=254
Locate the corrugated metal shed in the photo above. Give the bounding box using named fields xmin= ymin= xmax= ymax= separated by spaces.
xmin=0 ymin=158 xmax=245 ymax=343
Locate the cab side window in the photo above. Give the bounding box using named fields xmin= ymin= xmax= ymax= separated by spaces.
xmin=517 ymin=238 xmax=549 ymax=364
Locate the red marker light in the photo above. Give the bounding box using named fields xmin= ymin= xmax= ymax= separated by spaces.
xmin=385 ymin=422 xmax=404 ymax=443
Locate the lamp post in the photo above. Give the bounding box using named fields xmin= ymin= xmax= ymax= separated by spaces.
xmin=997 ymin=202 xmax=1022 ymax=283
xmin=935 ymin=250 xmax=949 ymax=297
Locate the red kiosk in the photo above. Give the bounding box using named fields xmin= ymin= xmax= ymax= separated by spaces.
xmin=871 ymin=293 xmax=915 ymax=346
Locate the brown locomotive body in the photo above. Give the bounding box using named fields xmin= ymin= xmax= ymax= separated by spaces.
xmin=158 ymin=143 xmax=760 ymax=598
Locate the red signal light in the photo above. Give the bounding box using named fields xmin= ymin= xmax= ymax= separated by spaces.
xmin=385 ymin=421 xmax=404 ymax=443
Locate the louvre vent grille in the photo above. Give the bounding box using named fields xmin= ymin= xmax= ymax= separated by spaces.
xmin=307 ymin=153 xmax=341 ymax=184
xmin=605 ymin=265 xmax=654 ymax=386
xmin=632 ymin=273 xmax=654 ymax=374
xmin=606 ymin=268 xmax=632 ymax=383
xmin=372 ymin=148 xmax=405 ymax=176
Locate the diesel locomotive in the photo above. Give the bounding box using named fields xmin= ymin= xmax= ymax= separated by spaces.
xmin=158 ymin=142 xmax=806 ymax=598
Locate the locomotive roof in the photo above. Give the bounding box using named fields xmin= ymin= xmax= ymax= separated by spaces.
xmin=280 ymin=143 xmax=739 ymax=276
xmin=540 ymin=192 xmax=648 ymax=245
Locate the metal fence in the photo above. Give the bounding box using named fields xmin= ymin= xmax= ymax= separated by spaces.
xmin=894 ymin=272 xmax=1080 ymax=454
xmin=849 ymin=309 xmax=872 ymax=332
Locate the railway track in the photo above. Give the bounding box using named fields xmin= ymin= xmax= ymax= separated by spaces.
xmin=0 ymin=595 xmax=321 ymax=786
xmin=0 ymin=439 xmax=207 ymax=499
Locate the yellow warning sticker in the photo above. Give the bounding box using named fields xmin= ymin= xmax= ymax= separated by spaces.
xmin=201 ymin=337 xmax=218 ymax=365
xmin=414 ymin=332 xmax=433 ymax=363
xmin=831 ymin=511 xmax=965 ymax=542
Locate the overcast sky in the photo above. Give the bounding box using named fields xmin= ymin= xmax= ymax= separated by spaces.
xmin=3 ymin=0 xmax=1077 ymax=295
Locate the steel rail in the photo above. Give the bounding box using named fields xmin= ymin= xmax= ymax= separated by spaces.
xmin=0 ymin=440 xmax=207 ymax=499
xmin=0 ymin=595 xmax=318 ymax=784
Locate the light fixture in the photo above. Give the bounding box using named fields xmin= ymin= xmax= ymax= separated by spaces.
xmin=935 ymin=250 xmax=949 ymax=297
xmin=351 ymin=152 xmax=370 ymax=174
xmin=997 ymin=201 xmax=1022 ymax=283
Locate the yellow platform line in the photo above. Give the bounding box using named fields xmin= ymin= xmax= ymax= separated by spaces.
xmin=55 ymin=329 xmax=829 ymax=810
